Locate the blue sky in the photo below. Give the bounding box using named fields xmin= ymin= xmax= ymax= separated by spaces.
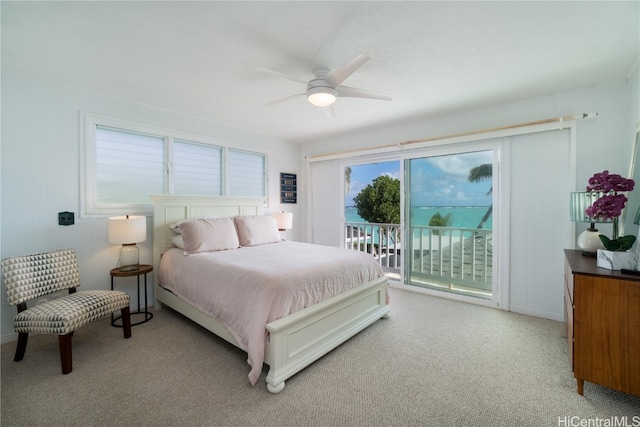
xmin=345 ymin=150 xmax=493 ymax=207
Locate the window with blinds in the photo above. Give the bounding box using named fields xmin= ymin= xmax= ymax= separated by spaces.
xmin=173 ymin=139 xmax=222 ymax=196
xmin=228 ymin=149 xmax=266 ymax=197
xmin=96 ymin=126 xmax=165 ymax=204
xmin=83 ymin=114 xmax=266 ymax=216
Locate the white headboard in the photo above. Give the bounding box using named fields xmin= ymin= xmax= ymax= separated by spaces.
xmin=150 ymin=195 xmax=266 ymax=283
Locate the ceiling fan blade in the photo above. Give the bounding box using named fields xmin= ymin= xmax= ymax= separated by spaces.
xmin=323 ymin=104 xmax=336 ymax=118
xmin=324 ymin=54 xmax=369 ymax=87
xmin=264 ymin=93 xmax=305 ymax=107
xmin=257 ymin=66 xmax=307 ymax=84
xmin=337 ymin=85 xmax=392 ymax=101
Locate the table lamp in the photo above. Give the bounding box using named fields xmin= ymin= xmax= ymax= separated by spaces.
xmin=108 ymin=215 xmax=147 ymax=271
xmin=570 ymin=192 xmax=608 ymax=256
xmin=272 ymin=211 xmax=293 ymax=240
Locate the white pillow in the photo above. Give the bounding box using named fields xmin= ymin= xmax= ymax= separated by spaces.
xmin=170 ymin=234 xmax=185 ymax=249
xmin=179 ymin=217 xmax=239 ymax=254
xmin=169 ymin=219 xmax=188 ymax=234
xmin=234 ymin=215 xmax=281 ymax=247
xmin=170 ymin=216 xmax=219 ymax=234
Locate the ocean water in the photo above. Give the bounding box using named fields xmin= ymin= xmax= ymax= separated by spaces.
xmin=346 ymin=206 xmax=493 ymax=230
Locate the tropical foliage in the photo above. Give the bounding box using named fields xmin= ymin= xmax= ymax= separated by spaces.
xmin=428 ymin=212 xmax=452 ymax=235
xmin=428 ymin=212 xmax=452 ymax=227
xmin=344 ymin=166 xmax=352 ymax=197
xmin=468 ymin=163 xmax=492 ymax=229
xmin=353 ymin=175 xmax=400 ymax=225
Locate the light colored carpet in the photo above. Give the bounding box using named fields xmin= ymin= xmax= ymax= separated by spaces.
xmin=2 ymin=287 xmax=639 ymax=426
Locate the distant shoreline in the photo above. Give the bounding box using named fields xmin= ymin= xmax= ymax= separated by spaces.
xmin=346 ymin=205 xmax=491 ymax=209
xmin=346 ymin=206 xmax=493 ymax=230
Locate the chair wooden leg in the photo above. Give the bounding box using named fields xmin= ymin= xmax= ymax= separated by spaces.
xmin=59 ymin=333 xmax=73 ymax=374
xmin=14 ymin=333 xmax=28 ymax=362
xmin=121 ymin=307 xmax=132 ymax=339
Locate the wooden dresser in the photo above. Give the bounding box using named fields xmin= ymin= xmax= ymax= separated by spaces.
xmin=564 ymin=249 xmax=640 ymax=397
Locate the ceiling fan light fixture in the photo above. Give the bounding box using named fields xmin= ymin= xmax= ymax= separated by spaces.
xmin=307 ymin=86 xmax=337 ymax=107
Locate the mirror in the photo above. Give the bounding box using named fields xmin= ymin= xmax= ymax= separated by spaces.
xmin=622 ymin=125 xmax=640 ymax=240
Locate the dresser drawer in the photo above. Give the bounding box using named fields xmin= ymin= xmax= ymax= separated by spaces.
xmin=564 ymin=288 xmax=574 ymax=369
xmin=564 ymin=256 xmax=574 ymax=303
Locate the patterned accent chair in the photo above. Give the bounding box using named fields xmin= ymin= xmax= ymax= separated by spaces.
xmin=1 ymin=248 xmax=132 ymax=374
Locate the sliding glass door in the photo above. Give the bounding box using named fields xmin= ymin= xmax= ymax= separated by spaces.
xmin=404 ymin=149 xmax=496 ymax=300
xmin=333 ymin=126 xmax=571 ymax=316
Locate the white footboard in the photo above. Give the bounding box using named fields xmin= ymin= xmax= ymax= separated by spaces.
xmin=155 ymin=276 xmax=389 ymax=393
xmin=264 ymin=276 xmax=389 ymax=393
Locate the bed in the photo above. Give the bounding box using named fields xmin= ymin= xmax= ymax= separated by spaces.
xmin=151 ymin=195 xmax=390 ymax=393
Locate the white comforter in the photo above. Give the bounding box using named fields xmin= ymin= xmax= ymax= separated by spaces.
xmin=158 ymin=241 xmax=385 ymax=385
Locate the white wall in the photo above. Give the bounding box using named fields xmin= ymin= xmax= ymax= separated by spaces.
xmin=301 ymin=78 xmax=635 ymax=321
xmin=622 ymin=60 xmax=640 ymax=239
xmin=0 ymin=70 xmax=302 ymax=343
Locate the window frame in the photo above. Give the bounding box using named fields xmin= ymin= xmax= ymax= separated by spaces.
xmin=81 ymin=112 xmax=267 ymax=218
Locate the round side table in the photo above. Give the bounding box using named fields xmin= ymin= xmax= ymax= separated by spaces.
xmin=110 ymin=264 xmax=154 ymax=326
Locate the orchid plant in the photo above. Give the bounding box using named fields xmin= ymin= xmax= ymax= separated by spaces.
xmin=584 ymin=170 xmax=636 ymax=251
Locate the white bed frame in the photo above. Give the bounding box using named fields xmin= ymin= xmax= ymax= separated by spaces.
xmin=151 ymin=195 xmax=390 ymax=393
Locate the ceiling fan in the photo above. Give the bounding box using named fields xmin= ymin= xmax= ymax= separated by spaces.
xmin=258 ymin=54 xmax=392 ymax=109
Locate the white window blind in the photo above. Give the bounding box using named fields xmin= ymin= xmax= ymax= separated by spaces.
xmin=84 ymin=114 xmax=268 ymax=217
xmin=228 ymin=149 xmax=265 ymax=197
xmin=173 ymin=140 xmax=222 ymax=195
xmin=96 ymin=126 xmax=164 ymax=204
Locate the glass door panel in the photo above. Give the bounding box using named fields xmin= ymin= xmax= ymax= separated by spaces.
xmin=405 ymin=150 xmax=495 ymax=299
xmin=344 ymin=161 xmax=401 ymax=277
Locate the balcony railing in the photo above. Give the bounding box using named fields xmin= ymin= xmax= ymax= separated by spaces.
xmin=346 ymin=222 xmax=401 ymax=271
xmin=346 ymin=222 xmax=493 ymax=296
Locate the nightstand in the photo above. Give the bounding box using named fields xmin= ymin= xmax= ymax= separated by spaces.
xmin=110 ymin=264 xmax=154 ymax=326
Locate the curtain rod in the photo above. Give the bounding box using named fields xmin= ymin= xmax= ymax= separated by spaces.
xmin=305 ymin=112 xmax=597 ymax=162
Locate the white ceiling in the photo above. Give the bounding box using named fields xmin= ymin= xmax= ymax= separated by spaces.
xmin=2 ymin=1 xmax=638 ymax=144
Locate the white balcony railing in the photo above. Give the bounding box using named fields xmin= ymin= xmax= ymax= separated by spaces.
xmin=346 ymin=222 xmax=493 ymax=295
xmin=346 ymin=222 xmax=401 ymax=271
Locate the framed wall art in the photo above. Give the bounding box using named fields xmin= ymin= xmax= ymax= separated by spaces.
xmin=280 ymin=173 xmax=297 ymax=204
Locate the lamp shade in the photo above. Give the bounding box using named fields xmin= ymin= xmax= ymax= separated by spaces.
xmin=272 ymin=212 xmax=293 ymax=230
xmin=108 ymin=215 xmax=147 ymax=244
xmin=569 ymin=192 xmax=610 ymax=223
xmin=569 ymin=192 xmax=608 ymax=255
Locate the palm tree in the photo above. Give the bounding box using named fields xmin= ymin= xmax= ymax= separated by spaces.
xmin=468 ymin=163 xmax=492 ymax=229
xmin=429 ymin=212 xmax=452 ymax=235
xmin=429 ymin=212 xmax=452 ymax=227
xmin=344 ymin=166 xmax=352 ymax=199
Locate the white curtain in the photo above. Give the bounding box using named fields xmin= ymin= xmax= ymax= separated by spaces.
xmin=308 ymin=161 xmax=343 ymax=247
xmin=507 ymin=129 xmax=572 ymax=319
